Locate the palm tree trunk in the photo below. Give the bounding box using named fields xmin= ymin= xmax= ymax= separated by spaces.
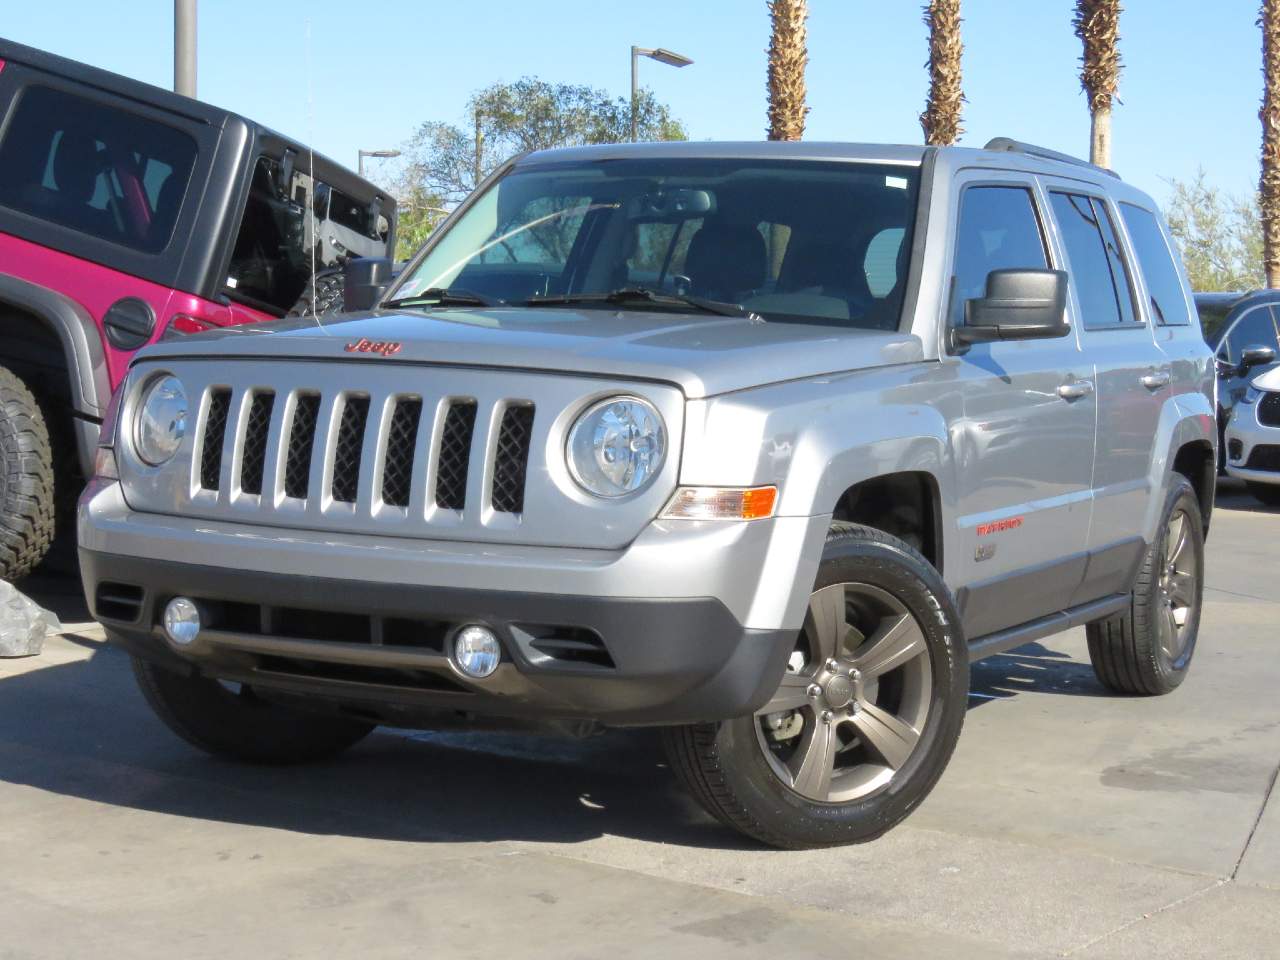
xmin=1074 ymin=0 xmax=1122 ymax=169
xmin=766 ymin=0 xmax=809 ymax=141
xmin=1262 ymin=1 xmax=1280 ymax=288
xmin=921 ymin=0 xmax=964 ymax=146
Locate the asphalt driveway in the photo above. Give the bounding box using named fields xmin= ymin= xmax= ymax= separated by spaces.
xmin=1 ymin=481 xmax=1276 ymax=959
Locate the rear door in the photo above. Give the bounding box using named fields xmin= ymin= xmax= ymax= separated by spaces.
xmin=1044 ymin=186 xmax=1159 ymax=597
xmin=945 ymin=175 xmax=1096 ymax=637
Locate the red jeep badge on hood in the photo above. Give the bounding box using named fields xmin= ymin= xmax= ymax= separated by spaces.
xmin=345 ymin=338 xmax=402 ymax=357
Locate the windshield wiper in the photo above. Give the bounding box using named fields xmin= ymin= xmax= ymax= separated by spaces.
xmin=525 ymin=287 xmax=757 ymax=320
xmin=382 ymin=287 xmax=503 ymax=308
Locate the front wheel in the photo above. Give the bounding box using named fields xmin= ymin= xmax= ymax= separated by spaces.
xmin=132 ymin=657 xmax=375 ymax=764
xmin=664 ymin=523 xmax=968 ymax=849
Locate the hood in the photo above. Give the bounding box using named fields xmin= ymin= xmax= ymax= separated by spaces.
xmin=1250 ymin=364 xmax=1280 ymax=392
xmin=138 ymin=307 xmax=925 ymax=399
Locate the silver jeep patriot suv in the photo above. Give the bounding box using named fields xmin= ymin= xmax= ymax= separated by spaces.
xmin=79 ymin=139 xmax=1215 ymax=849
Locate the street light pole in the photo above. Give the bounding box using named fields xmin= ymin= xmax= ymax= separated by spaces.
xmin=630 ymin=46 xmax=695 ymax=142
xmin=174 ymin=0 xmax=197 ymax=98
xmin=358 ymin=148 xmax=401 ymax=179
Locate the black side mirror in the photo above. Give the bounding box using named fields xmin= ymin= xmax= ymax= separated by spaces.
xmin=1239 ymin=344 xmax=1277 ymax=371
xmin=953 ymin=269 xmax=1071 ymax=345
xmin=343 ymin=257 xmax=394 ymax=312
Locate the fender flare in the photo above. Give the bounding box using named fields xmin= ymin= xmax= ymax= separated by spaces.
xmin=1142 ymin=391 xmax=1217 ymax=542
xmin=0 ymin=272 xmax=110 ymax=472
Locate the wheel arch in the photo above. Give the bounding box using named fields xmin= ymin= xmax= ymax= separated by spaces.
xmin=831 ymin=470 xmax=945 ymax=573
xmin=0 ymin=273 xmax=108 ymax=473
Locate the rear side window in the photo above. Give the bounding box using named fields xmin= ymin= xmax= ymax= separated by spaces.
xmin=1050 ymin=192 xmax=1139 ymax=329
xmin=0 ymin=85 xmax=197 ymax=253
xmin=951 ymin=185 xmax=1049 ymax=326
xmin=1120 ymin=204 xmax=1191 ymax=326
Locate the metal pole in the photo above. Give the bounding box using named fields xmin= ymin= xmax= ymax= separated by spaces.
xmin=630 ymin=46 xmax=639 ymax=142
xmin=474 ymin=107 xmax=483 ymax=187
xmin=174 ymin=0 xmax=197 ymax=98
xmin=358 ymin=151 xmax=365 ymax=179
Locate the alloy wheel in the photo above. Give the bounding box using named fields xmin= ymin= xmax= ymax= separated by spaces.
xmin=1157 ymin=507 xmax=1199 ymax=662
xmin=755 ymin=582 xmax=933 ymax=803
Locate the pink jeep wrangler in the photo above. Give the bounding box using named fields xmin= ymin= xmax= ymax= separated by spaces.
xmin=0 ymin=38 xmax=396 ymax=578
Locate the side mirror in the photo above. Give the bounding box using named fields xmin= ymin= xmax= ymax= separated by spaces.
xmin=1239 ymin=344 xmax=1277 ymax=371
xmin=953 ymin=269 xmax=1071 ymax=345
xmin=343 ymin=257 xmax=394 ymax=312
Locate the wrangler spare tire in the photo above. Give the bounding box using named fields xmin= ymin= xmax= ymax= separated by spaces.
xmin=0 ymin=366 xmax=55 ymax=581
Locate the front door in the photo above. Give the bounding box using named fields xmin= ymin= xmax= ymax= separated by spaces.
xmin=945 ymin=177 xmax=1097 ymax=638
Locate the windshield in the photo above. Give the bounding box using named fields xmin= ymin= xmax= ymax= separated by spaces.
xmin=394 ymin=158 xmax=921 ymax=330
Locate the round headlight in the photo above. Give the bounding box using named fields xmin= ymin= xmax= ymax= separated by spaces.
xmin=567 ymin=396 xmax=666 ymax=498
xmin=135 ymin=375 xmax=188 ymax=466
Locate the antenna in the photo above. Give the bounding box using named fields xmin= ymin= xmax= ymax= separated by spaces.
xmin=304 ymin=19 xmax=326 ymax=334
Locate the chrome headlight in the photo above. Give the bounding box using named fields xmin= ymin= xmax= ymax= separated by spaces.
xmin=134 ymin=375 xmax=187 ymax=466
xmin=567 ymin=396 xmax=666 ymax=498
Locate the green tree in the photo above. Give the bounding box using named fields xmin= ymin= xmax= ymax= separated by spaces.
xmin=1165 ymin=170 xmax=1264 ymax=292
xmin=398 ymin=78 xmax=687 ymax=211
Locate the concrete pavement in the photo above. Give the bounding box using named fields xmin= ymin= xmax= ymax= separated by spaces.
xmin=0 ymin=481 xmax=1276 ymax=958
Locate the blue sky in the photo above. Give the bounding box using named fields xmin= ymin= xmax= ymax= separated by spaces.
xmin=2 ymin=1 xmax=1261 ymax=204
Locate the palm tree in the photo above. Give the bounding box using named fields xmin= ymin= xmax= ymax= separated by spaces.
xmin=920 ymin=0 xmax=964 ymax=146
xmin=1262 ymin=1 xmax=1280 ymax=287
xmin=766 ymin=0 xmax=809 ymax=141
xmin=1074 ymin=0 xmax=1122 ymax=168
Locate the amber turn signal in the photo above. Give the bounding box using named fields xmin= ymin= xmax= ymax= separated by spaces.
xmin=660 ymin=486 xmax=778 ymax=521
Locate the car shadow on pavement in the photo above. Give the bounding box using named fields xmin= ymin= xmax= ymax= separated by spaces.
xmin=0 ymin=636 xmax=762 ymax=851
xmin=967 ymin=641 xmax=1108 ymax=707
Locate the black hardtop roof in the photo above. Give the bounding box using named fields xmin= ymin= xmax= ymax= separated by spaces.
xmin=0 ymin=35 xmax=383 ymax=201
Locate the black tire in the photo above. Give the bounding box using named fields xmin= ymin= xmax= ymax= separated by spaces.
xmin=1086 ymin=477 xmax=1204 ymax=696
xmin=1246 ymin=481 xmax=1280 ymax=507
xmin=663 ymin=523 xmax=968 ymax=849
xmin=132 ymin=657 xmax=375 ymax=764
xmin=0 ymin=366 xmax=55 ymax=581
xmin=287 ymin=268 xmax=346 ymax=318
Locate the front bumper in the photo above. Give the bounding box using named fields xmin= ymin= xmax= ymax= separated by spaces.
xmin=1224 ymin=406 xmax=1280 ymax=485
xmin=79 ymin=481 xmax=827 ymax=726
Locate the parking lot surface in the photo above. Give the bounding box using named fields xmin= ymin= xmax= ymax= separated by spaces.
xmin=1 ymin=481 xmax=1277 ymax=959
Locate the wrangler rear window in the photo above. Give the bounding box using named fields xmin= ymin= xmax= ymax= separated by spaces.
xmin=0 ymin=85 xmax=197 ymax=253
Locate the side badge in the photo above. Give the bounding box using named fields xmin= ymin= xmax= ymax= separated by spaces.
xmin=975 ymin=542 xmax=997 ymax=563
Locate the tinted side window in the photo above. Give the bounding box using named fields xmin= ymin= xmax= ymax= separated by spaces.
xmin=1120 ymin=204 xmax=1190 ymax=326
xmin=0 ymin=85 xmax=197 ymax=254
xmin=1050 ymin=192 xmax=1138 ymax=328
xmin=1223 ymin=306 xmax=1280 ymax=363
xmin=952 ymin=186 xmax=1048 ymax=325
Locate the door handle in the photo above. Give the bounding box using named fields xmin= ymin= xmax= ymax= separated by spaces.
xmin=1057 ymin=380 xmax=1095 ymax=401
xmin=1140 ymin=370 xmax=1171 ymax=390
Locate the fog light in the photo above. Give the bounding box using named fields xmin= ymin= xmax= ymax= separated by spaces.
xmin=452 ymin=624 xmax=501 ymax=678
xmin=163 ymin=597 xmax=202 ymax=646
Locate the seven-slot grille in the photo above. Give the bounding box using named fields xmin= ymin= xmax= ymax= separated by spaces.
xmin=195 ymin=387 xmax=535 ymax=514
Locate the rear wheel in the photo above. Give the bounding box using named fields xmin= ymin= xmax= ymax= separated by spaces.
xmin=132 ymin=657 xmax=375 ymax=764
xmin=0 ymin=366 xmax=55 ymax=581
xmin=664 ymin=523 xmax=967 ymax=849
xmin=1246 ymin=481 xmax=1280 ymax=507
xmin=1087 ymin=477 xmax=1204 ymax=695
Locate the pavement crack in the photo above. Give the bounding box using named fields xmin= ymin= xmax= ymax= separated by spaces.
xmin=1059 ymin=879 xmax=1227 ymax=957
xmin=1203 ymin=584 xmax=1280 ymax=605
xmin=1232 ymin=754 xmax=1280 ymax=880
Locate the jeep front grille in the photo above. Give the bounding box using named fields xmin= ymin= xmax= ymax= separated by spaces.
xmin=492 ymin=404 xmax=536 ymax=514
xmin=240 ymin=392 xmax=275 ymax=495
xmin=331 ymin=395 xmax=370 ymax=503
xmin=194 ymin=385 xmax=535 ymax=515
xmin=199 ymin=388 xmax=232 ymax=490
xmin=436 ymin=400 xmax=478 ymax=510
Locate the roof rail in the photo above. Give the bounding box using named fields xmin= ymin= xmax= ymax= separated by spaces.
xmin=983 ymin=137 xmax=1120 ymax=179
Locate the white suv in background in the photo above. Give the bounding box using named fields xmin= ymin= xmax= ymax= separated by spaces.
xmin=1225 ymin=364 xmax=1280 ymax=505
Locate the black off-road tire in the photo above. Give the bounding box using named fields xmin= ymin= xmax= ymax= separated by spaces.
xmin=663 ymin=523 xmax=968 ymax=849
xmin=0 ymin=366 xmax=55 ymax=581
xmin=1086 ymin=477 xmax=1205 ymax=696
xmin=1246 ymin=481 xmax=1280 ymax=508
xmin=287 ymin=268 xmax=346 ymax=318
xmin=132 ymin=657 xmax=375 ymax=764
